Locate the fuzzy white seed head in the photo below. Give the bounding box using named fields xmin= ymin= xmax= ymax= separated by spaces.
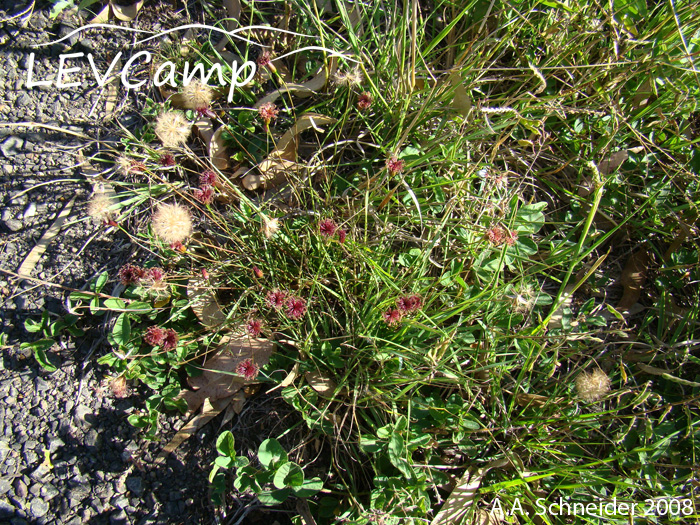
xmin=333 ymin=66 xmax=363 ymax=87
xmin=152 ymin=203 xmax=193 ymax=244
xmin=87 ymin=192 xmax=117 ymax=222
xmin=155 ymin=111 xmax=191 ymax=149
xmin=261 ymin=215 xmax=280 ymax=239
xmin=180 ymin=80 xmax=214 ymax=110
xmin=575 ymin=369 xmax=611 ymax=403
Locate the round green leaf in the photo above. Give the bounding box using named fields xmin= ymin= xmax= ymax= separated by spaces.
xmin=258 ymin=438 xmax=287 ymax=469
xmin=216 ymin=431 xmax=236 ymax=459
xmin=273 ymin=462 xmax=304 ymax=489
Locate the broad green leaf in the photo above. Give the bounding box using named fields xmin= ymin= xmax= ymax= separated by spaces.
xmin=258 ymin=438 xmax=287 ymax=469
xmin=103 ymin=298 xmax=126 ymax=310
xmin=216 ymin=431 xmax=236 ymax=459
xmin=387 ymin=433 xmax=414 ymax=479
xmin=273 ymin=462 xmax=304 ymax=489
xmin=111 ymin=313 xmax=131 ymax=346
xmin=292 ymin=477 xmax=323 ymax=498
xmin=257 ymin=488 xmax=291 ymax=505
xmin=94 ymin=271 xmax=109 ymax=293
xmin=24 ymin=318 xmax=42 ymax=333
xmin=26 ymin=340 xmax=57 ymax=372
xmin=214 ymin=456 xmax=233 ymax=469
xmin=70 ymin=291 xmax=93 ymax=301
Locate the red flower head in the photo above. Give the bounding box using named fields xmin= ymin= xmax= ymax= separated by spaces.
xmin=286 ymin=296 xmax=307 ymax=320
xmin=406 ymin=295 xmax=422 ymax=312
xmin=257 ymin=51 xmax=272 ymax=68
xmin=237 ymin=358 xmax=259 ymax=381
xmin=170 ymin=241 xmax=186 ymax=253
xmin=200 ymin=170 xmax=218 ymax=187
xmin=486 ymin=226 xmax=506 ymax=246
xmin=505 ymin=229 xmax=518 ymax=247
xmin=266 ymin=289 xmax=287 ymax=310
xmin=397 ymin=295 xmax=423 ymax=314
xmin=386 ymin=156 xmax=405 ymax=176
xmin=118 ymin=264 xmax=146 ymax=285
xmin=159 ymin=154 xmax=176 ymax=167
xmin=147 ymin=267 xmax=165 ymax=282
xmin=252 ymin=266 xmax=264 ymax=279
xmin=319 ymin=218 xmax=337 ymax=237
xmin=338 ymin=229 xmax=347 ymax=244
xmin=161 ymin=329 xmax=179 ymax=350
xmin=196 ymin=106 xmax=217 ymax=119
xmin=246 ymin=318 xmax=263 ymax=337
xmin=144 ymin=326 xmax=166 ymax=346
xmin=258 ymin=102 xmax=279 ymax=126
xmin=382 ymin=309 xmax=402 ymax=327
xmin=194 ymin=186 xmax=214 ymax=205
xmin=357 ymin=92 xmax=372 ymax=111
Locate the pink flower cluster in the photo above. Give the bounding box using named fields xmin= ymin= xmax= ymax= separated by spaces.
xmin=237 ymin=358 xmax=259 ymax=380
xmin=118 ymin=264 xmax=166 ymax=286
xmin=258 ymin=102 xmax=279 ymax=127
xmin=144 ymin=326 xmax=179 ymax=350
xmin=486 ymin=226 xmax=518 ymax=247
xmin=194 ymin=170 xmax=218 ymax=205
xmin=318 ymin=218 xmax=347 ymax=243
xmin=386 ymin=156 xmax=405 ymax=176
xmin=382 ymin=294 xmax=423 ymax=327
xmin=266 ymin=289 xmax=307 ymax=320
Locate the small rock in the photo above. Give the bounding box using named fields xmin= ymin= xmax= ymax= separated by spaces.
xmin=73 ymin=405 xmax=91 ymax=427
xmin=125 ymin=476 xmax=143 ymax=496
xmin=30 ymin=465 xmax=50 ymax=481
xmin=0 ymin=498 xmax=15 ymax=518
xmin=29 ymin=496 xmax=49 ymax=518
xmin=47 ymin=437 xmax=64 ymax=453
xmin=13 ymin=478 xmax=27 ymax=499
xmin=40 ymin=484 xmax=59 ymax=500
xmin=2 ymin=219 xmax=22 ymax=232
xmin=0 ymin=477 xmax=11 ymax=494
xmin=16 ymin=93 xmax=31 ymax=107
xmin=109 ymin=509 xmax=127 ymax=524
xmin=22 ymin=203 xmax=36 ymax=220
xmin=33 ymin=377 xmax=50 ymax=394
xmin=85 ymin=428 xmax=99 ymax=448
xmin=0 ymin=136 xmax=23 ymax=157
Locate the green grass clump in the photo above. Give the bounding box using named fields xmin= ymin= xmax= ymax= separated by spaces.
xmin=53 ymin=0 xmax=700 ymax=522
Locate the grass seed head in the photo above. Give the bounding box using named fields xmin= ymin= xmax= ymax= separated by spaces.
xmin=575 ymin=369 xmax=611 ymax=402
xmin=155 ymin=110 xmax=191 ymax=148
xmin=152 ymin=203 xmax=193 ymax=244
xmin=333 ymin=66 xmax=363 ymax=87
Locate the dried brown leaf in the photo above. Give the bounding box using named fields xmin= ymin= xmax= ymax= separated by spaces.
xmin=90 ymin=4 xmax=111 ymax=24
xmin=181 ymin=337 xmax=275 ymax=414
xmin=431 ymin=458 xmax=510 ymax=525
xmin=187 ymin=276 xmax=227 ymax=328
xmin=110 ymin=0 xmax=143 ymax=21
xmin=617 ymin=249 xmax=650 ymax=313
xmin=17 ymin=197 xmax=75 ymax=280
xmin=193 ymin=118 xmax=214 ymax=146
xmin=209 ymin=126 xmax=230 ymax=170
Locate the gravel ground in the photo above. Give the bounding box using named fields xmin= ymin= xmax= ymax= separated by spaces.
xmin=0 ymin=2 xmax=240 ymax=523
